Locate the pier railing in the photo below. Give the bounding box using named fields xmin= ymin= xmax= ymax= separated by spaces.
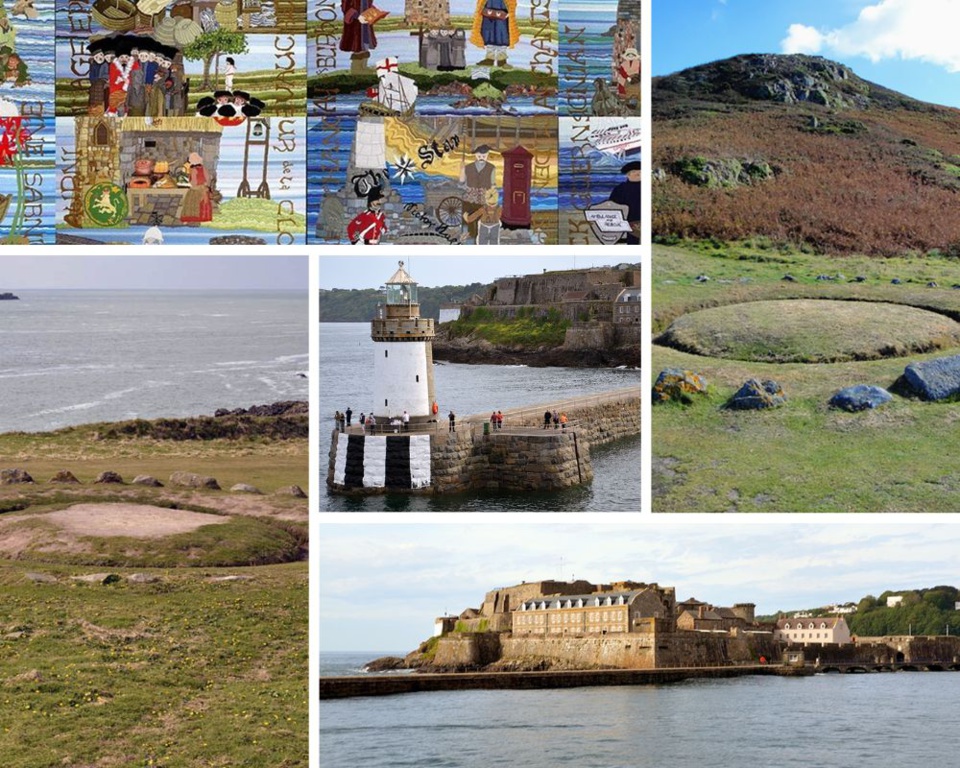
xmin=330 ymin=387 xmax=639 ymax=436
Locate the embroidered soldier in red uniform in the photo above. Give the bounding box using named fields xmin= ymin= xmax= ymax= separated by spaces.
xmin=347 ymin=187 xmax=387 ymax=244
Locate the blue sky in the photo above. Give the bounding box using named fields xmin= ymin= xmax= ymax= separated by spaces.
xmin=654 ymin=0 xmax=960 ymax=108
xmin=319 ymin=522 xmax=960 ymax=652
xmin=0 ymin=256 xmax=306 ymax=290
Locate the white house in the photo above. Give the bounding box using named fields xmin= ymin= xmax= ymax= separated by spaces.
xmin=775 ymin=616 xmax=852 ymax=645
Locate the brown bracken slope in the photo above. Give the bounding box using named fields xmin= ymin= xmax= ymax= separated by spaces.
xmin=653 ymin=53 xmax=960 ymax=256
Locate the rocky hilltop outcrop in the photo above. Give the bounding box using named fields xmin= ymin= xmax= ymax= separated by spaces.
xmin=654 ymin=53 xmax=927 ymax=118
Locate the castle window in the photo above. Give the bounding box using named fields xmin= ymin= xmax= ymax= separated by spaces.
xmin=385 ymin=399 xmax=388 ymax=407
xmin=416 ymin=375 xmax=419 ymax=382
xmin=93 ymin=122 xmax=109 ymax=146
xmin=144 ymin=140 xmax=157 ymax=148
xmin=385 ymin=350 xmax=388 ymax=357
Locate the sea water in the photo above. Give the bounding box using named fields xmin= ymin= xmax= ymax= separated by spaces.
xmin=320 ymin=654 xmax=960 ymax=767
xmin=318 ymin=322 xmax=641 ymax=511
xmin=0 ymin=290 xmax=308 ymax=433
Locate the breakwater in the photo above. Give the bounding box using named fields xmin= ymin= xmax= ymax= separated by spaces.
xmin=319 ymin=665 xmax=791 ymax=699
xmin=326 ymin=387 xmax=639 ymax=495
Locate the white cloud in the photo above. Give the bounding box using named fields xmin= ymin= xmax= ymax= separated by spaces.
xmin=320 ymin=523 xmax=960 ymax=651
xmin=782 ymin=0 xmax=960 ymax=72
xmin=782 ymin=23 xmax=825 ymax=54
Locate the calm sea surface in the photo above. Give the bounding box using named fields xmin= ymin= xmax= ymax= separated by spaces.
xmin=318 ymin=323 xmax=641 ymax=512
xmin=0 ymin=291 xmax=308 ymax=434
xmin=320 ymin=651 xmax=960 ymax=767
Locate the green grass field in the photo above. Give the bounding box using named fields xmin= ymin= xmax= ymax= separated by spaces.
xmin=0 ymin=560 xmax=306 ymax=767
xmin=653 ymin=241 xmax=960 ymax=512
xmin=0 ymin=421 xmax=308 ymax=764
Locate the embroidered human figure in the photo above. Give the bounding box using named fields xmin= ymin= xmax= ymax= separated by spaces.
xmin=470 ymin=0 xmax=519 ymax=68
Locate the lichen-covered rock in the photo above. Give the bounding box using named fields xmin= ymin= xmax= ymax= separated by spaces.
xmin=169 ymin=471 xmax=221 ymax=490
xmin=726 ymin=379 xmax=786 ymax=410
xmin=131 ymin=475 xmax=164 ymax=487
xmin=829 ymin=385 xmax=893 ymax=412
xmin=94 ymin=471 xmax=124 ymax=484
xmin=652 ymin=368 xmax=708 ymax=404
xmin=898 ymin=354 xmax=960 ymax=401
xmin=275 ymin=485 xmax=307 ymax=498
xmin=49 ymin=470 xmax=81 ymax=484
xmin=1 ymin=468 xmax=34 ymax=485
xmin=230 ymin=483 xmax=262 ymax=494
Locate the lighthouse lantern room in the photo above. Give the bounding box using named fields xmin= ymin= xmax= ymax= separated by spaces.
xmin=371 ymin=261 xmax=437 ymax=423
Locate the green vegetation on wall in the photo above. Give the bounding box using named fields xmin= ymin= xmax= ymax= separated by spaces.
xmin=446 ymin=307 xmax=570 ymax=347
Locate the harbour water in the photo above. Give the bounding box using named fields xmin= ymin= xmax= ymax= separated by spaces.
xmin=0 ymin=290 xmax=308 ymax=434
xmin=320 ymin=651 xmax=960 ymax=767
xmin=319 ymin=322 xmax=640 ymax=511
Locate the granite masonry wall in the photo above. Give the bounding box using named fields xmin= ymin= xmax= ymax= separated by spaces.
xmin=432 ymin=630 xmax=780 ymax=671
xmin=327 ymin=394 xmax=638 ymax=495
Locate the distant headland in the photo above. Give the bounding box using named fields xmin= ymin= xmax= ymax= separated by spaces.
xmin=0 ymin=292 xmax=19 ymax=300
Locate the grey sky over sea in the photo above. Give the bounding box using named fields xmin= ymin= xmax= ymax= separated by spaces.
xmin=0 ymin=256 xmax=306 ymax=290
xmin=319 ymin=523 xmax=960 ymax=651
xmin=319 ymin=256 xmax=627 ymax=290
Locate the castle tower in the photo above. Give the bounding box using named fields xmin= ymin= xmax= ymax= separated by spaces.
xmin=372 ymin=261 xmax=436 ymax=422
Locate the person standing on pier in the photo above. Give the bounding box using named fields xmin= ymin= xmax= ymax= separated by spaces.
xmin=448 ymin=410 xmax=456 ymax=432
xmin=496 ymin=410 xmax=503 ymax=429
xmin=346 ymin=407 xmax=353 ymax=426
xmin=544 ymin=410 xmax=551 ymax=429
xmin=402 ymin=410 xmax=410 ymax=431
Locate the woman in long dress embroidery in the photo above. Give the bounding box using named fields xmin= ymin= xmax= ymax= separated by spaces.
xmin=180 ymin=152 xmax=213 ymax=223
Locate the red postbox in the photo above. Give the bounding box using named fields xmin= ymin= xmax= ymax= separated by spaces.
xmin=501 ymin=144 xmax=533 ymax=229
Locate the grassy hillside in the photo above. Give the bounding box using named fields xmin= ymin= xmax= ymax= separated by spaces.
xmin=653 ymin=54 xmax=960 ymax=256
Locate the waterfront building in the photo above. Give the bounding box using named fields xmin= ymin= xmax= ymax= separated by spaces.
xmin=512 ymin=584 xmax=677 ymax=637
xmin=371 ymin=261 xmax=436 ymax=423
xmin=774 ymin=616 xmax=852 ymax=645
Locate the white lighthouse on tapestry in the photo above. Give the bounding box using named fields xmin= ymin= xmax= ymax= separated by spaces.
xmin=372 ymin=261 xmax=437 ymax=422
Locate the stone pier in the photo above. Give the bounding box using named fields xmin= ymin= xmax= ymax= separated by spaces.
xmin=326 ymin=387 xmax=639 ymax=495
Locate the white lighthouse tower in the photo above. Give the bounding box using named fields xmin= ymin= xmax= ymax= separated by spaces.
xmin=372 ymin=261 xmax=436 ymax=423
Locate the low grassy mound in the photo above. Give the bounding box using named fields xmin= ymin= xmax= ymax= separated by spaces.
xmin=0 ymin=500 xmax=302 ymax=568
xmin=658 ymin=299 xmax=960 ymax=363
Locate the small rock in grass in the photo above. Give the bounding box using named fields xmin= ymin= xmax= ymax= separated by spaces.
xmin=1 ymin=468 xmax=34 ymax=485
xmin=132 ymin=475 xmax=164 ymax=487
xmin=275 ymin=485 xmax=307 ymax=498
xmin=853 ymin=275 xmax=867 ymax=283
xmin=95 ymin=471 xmax=124 ymax=484
xmin=891 ymin=278 xmax=902 ymax=284
xmin=726 ymin=379 xmax=786 ymax=410
xmin=782 ymin=274 xmax=796 ymax=282
xmin=695 ymin=274 xmax=710 ymax=283
xmin=897 ymin=354 xmax=960 ymax=401
xmin=829 ymin=385 xmax=893 ymax=412
xmin=927 ymin=281 xmax=939 ymax=288
xmin=49 ymin=470 xmax=81 ymax=484
xmin=169 ymin=471 xmax=221 ymax=490
xmin=652 ymin=368 xmax=708 ymax=404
